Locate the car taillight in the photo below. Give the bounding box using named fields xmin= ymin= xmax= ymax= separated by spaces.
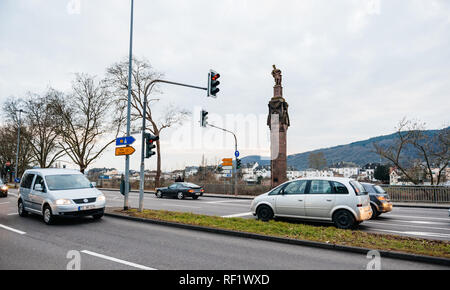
xmin=357 ymin=204 xmax=362 ymax=207
xmin=201 ymin=189 xmax=204 ymax=192
xmin=188 ymin=189 xmax=194 ymax=193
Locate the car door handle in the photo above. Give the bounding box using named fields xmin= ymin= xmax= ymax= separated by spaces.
xmin=298 ymin=199 xmax=303 ymax=202
xmin=326 ymin=199 xmax=332 ymax=202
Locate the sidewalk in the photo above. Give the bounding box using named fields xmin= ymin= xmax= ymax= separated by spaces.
xmin=98 ymin=187 xmax=450 ymax=209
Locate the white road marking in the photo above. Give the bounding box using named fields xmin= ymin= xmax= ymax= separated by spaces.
xmin=7 ymin=213 xmax=18 ymax=216
xmin=382 ymin=214 xmax=450 ymax=221
xmin=162 ymin=204 xmax=202 ymax=209
xmin=0 ymin=202 xmax=10 ymax=205
xmin=204 ymin=200 xmax=250 ymax=204
xmin=0 ymin=224 xmax=26 ymax=235
xmin=80 ymin=250 xmax=156 ymax=270
xmin=365 ymin=221 xmax=450 ymax=232
xmin=221 ymin=212 xmax=253 ymax=218
xmin=373 ymin=229 xmax=450 ymax=239
xmin=8 ymin=193 xmax=18 ymax=197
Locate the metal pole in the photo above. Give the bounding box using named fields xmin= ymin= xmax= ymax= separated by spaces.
xmin=137 ymin=79 xmax=208 ymax=211
xmin=124 ymin=0 xmax=134 ymax=210
xmin=206 ymin=124 xmax=238 ymax=196
xmin=14 ymin=110 xmax=22 ymax=187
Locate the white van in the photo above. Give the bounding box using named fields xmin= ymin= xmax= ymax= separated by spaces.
xmin=250 ymin=177 xmax=372 ymax=229
xmin=17 ymin=168 xmax=106 ymax=225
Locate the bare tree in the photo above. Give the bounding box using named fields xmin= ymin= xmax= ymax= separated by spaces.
xmin=51 ymin=73 xmax=120 ymax=174
xmin=0 ymin=125 xmax=33 ymax=180
xmin=3 ymin=90 xmax=65 ymax=168
xmin=374 ymin=118 xmax=449 ymax=185
xmin=105 ymin=57 xmax=190 ymax=187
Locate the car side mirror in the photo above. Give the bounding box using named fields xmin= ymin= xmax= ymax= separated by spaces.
xmin=34 ymin=184 xmax=43 ymax=192
xmin=280 ymin=189 xmax=285 ymax=195
xmin=91 ymin=182 xmax=96 ymax=188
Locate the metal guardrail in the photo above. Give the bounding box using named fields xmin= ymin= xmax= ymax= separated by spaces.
xmin=381 ymin=185 xmax=450 ymax=204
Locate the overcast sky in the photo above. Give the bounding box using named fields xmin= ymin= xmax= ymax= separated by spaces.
xmin=0 ymin=0 xmax=449 ymax=172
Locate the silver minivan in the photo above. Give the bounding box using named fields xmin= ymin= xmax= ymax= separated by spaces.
xmin=250 ymin=177 xmax=372 ymax=229
xmin=17 ymin=168 xmax=106 ymax=225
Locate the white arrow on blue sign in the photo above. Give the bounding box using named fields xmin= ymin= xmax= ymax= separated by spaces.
xmin=235 ymin=151 xmax=240 ymax=158
xmin=116 ymin=136 xmax=136 ymax=146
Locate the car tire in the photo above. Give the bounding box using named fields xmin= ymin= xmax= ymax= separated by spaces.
xmin=256 ymin=205 xmax=274 ymax=222
xmin=156 ymin=191 xmax=163 ymax=198
xmin=332 ymin=210 xmax=356 ymax=229
xmin=43 ymin=205 xmax=55 ymax=225
xmin=192 ymin=196 xmax=199 ymax=200
xmin=370 ymin=204 xmax=380 ymax=219
xmin=177 ymin=192 xmax=184 ymax=200
xmin=18 ymin=199 xmax=28 ymax=217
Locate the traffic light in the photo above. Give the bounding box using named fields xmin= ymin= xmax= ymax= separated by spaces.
xmin=145 ymin=133 xmax=159 ymax=159
xmin=236 ymin=158 xmax=242 ymax=170
xmin=200 ymin=110 xmax=209 ymax=127
xmin=207 ymin=70 xmax=220 ymax=97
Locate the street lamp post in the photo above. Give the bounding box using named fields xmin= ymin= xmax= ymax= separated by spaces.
xmin=14 ymin=109 xmax=24 ymax=187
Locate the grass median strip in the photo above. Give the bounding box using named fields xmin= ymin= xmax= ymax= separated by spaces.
xmin=116 ymin=208 xmax=450 ymax=259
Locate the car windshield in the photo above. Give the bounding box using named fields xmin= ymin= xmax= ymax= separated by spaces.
xmin=45 ymin=174 xmax=92 ymax=191
xmin=178 ymin=182 xmax=200 ymax=188
xmin=374 ymin=185 xmax=386 ymax=194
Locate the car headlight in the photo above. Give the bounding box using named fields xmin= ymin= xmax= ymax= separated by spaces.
xmin=55 ymin=199 xmax=72 ymax=205
xmin=1 ymin=185 xmax=7 ymax=191
xmin=97 ymin=194 xmax=106 ymax=202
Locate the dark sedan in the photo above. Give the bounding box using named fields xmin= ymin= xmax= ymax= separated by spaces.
xmin=361 ymin=182 xmax=393 ymax=219
xmin=155 ymin=182 xmax=204 ymax=200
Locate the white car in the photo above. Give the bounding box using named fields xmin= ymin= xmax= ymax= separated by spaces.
xmin=251 ymin=177 xmax=372 ymax=229
xmin=17 ymin=168 xmax=106 ymax=225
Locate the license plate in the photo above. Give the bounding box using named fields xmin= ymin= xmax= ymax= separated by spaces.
xmin=195 ymin=193 xmax=201 ymax=196
xmin=78 ymin=205 xmax=96 ymax=211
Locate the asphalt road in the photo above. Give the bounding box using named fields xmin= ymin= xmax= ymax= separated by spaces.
xmin=0 ymin=191 xmax=447 ymax=270
xmin=99 ymin=189 xmax=450 ymax=241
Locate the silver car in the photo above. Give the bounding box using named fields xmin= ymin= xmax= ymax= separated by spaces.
xmin=17 ymin=168 xmax=106 ymax=225
xmin=250 ymin=177 xmax=372 ymax=229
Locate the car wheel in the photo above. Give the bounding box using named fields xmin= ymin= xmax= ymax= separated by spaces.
xmin=177 ymin=192 xmax=184 ymax=200
xmin=156 ymin=191 xmax=163 ymax=198
xmin=43 ymin=205 xmax=55 ymax=225
xmin=332 ymin=210 xmax=356 ymax=229
xmin=370 ymin=204 xmax=380 ymax=219
xmin=256 ymin=205 xmax=274 ymax=222
xmin=18 ymin=199 xmax=28 ymax=217
xmin=192 ymin=196 xmax=199 ymax=200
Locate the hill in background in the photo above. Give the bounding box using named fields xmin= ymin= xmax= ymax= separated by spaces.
xmin=241 ymin=128 xmax=444 ymax=170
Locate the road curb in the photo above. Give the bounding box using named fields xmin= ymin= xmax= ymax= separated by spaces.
xmin=104 ymin=211 xmax=450 ymax=267
xmin=392 ymin=204 xmax=450 ymax=210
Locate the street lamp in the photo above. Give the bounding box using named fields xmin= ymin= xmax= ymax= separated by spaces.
xmin=14 ymin=109 xmax=26 ymax=187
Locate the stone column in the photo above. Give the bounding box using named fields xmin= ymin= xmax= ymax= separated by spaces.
xmin=267 ymin=65 xmax=290 ymax=188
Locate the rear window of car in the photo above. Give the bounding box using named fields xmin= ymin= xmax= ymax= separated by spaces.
xmin=362 ymin=183 xmax=377 ymax=193
xmin=374 ymin=185 xmax=386 ymax=194
xmin=349 ymin=181 xmax=368 ymax=195
xmin=179 ymin=182 xmax=200 ymax=188
xmin=20 ymin=174 xmax=35 ymax=189
xmin=331 ymin=181 xmax=349 ymax=194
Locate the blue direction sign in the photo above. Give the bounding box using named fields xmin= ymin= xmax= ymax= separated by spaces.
xmin=116 ymin=136 xmax=136 ymax=146
xmin=235 ymin=150 xmax=240 ymax=158
xmin=14 ymin=178 xmax=20 ymax=183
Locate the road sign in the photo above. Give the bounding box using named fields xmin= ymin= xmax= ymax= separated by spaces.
xmin=235 ymin=151 xmax=239 ymax=158
xmin=116 ymin=136 xmax=136 ymax=146
xmin=14 ymin=178 xmax=20 ymax=183
xmin=222 ymin=158 xmax=233 ymax=166
xmin=115 ymin=146 xmax=136 ymax=156
xmin=223 ymin=173 xmax=232 ymax=178
xmin=222 ymin=166 xmax=232 ymax=170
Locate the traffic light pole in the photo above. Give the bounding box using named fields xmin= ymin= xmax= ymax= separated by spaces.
xmin=124 ymin=0 xmax=134 ymax=211
xmin=138 ymin=79 xmax=208 ymax=212
xmin=206 ymin=124 xmax=238 ymax=196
